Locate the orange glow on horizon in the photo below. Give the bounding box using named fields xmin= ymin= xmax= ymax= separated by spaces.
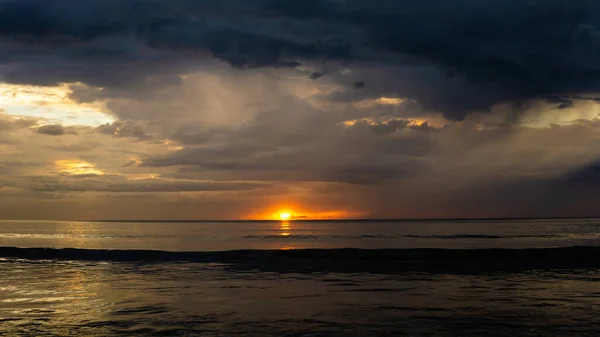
xmin=245 ymin=206 xmax=363 ymax=221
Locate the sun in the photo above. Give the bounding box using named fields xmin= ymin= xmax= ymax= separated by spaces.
xmin=279 ymin=212 xmax=292 ymax=221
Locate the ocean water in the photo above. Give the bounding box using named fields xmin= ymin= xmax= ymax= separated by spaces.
xmin=2 ymin=219 xmax=600 ymax=336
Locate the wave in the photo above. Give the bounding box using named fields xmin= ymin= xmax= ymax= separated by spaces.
xmin=0 ymin=233 xmax=563 ymax=241
xmin=0 ymin=234 xmax=178 ymax=239
xmin=2 ymin=246 xmax=600 ymax=274
xmin=243 ymin=234 xmax=416 ymax=240
xmin=404 ymin=234 xmax=560 ymax=239
xmin=242 ymin=234 xmax=561 ymax=240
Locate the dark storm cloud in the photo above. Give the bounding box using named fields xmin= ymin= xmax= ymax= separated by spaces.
xmin=352 ymin=81 xmax=365 ymax=89
xmin=142 ymin=102 xmax=433 ymax=185
xmin=37 ymin=124 xmax=66 ymax=136
xmin=546 ymin=95 xmax=600 ymax=110
xmin=0 ymin=0 xmax=598 ymax=119
xmin=310 ymin=71 xmax=325 ymax=80
xmin=96 ymin=121 xmax=150 ymax=140
xmin=4 ymin=1 xmax=600 ymax=220
xmin=0 ymin=0 xmax=352 ymax=88
xmin=561 ymin=160 xmax=600 ymax=187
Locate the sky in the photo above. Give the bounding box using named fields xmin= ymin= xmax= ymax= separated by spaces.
xmin=1 ymin=0 xmax=600 ymax=220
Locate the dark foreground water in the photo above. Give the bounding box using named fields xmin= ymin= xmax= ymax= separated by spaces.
xmin=2 ymin=219 xmax=600 ymax=336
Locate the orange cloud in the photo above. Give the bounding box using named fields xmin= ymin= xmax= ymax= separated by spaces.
xmin=55 ymin=160 xmax=105 ymax=176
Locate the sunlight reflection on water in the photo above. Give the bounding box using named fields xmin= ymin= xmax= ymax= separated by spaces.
xmin=2 ymin=219 xmax=600 ymax=335
xmin=2 ymin=218 xmax=600 ymax=251
xmin=2 ymin=259 xmax=600 ymax=336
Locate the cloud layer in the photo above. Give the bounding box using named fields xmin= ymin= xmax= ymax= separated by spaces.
xmin=0 ymin=0 xmax=600 ymax=219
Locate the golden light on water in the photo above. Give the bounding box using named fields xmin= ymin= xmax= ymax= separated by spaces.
xmin=278 ymin=217 xmax=293 ymax=249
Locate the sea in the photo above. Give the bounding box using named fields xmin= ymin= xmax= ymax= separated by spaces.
xmin=2 ymin=218 xmax=600 ymax=336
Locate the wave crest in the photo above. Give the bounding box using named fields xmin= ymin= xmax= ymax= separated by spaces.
xmin=2 ymin=246 xmax=600 ymax=274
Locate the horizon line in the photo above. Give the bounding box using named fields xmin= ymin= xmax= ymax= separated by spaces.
xmin=3 ymin=216 xmax=600 ymax=223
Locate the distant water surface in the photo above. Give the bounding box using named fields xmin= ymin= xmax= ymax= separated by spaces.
xmin=2 ymin=218 xmax=600 ymax=336
xmin=1 ymin=218 xmax=600 ymax=251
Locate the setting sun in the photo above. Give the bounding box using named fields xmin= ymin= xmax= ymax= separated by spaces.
xmin=246 ymin=207 xmax=360 ymax=221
